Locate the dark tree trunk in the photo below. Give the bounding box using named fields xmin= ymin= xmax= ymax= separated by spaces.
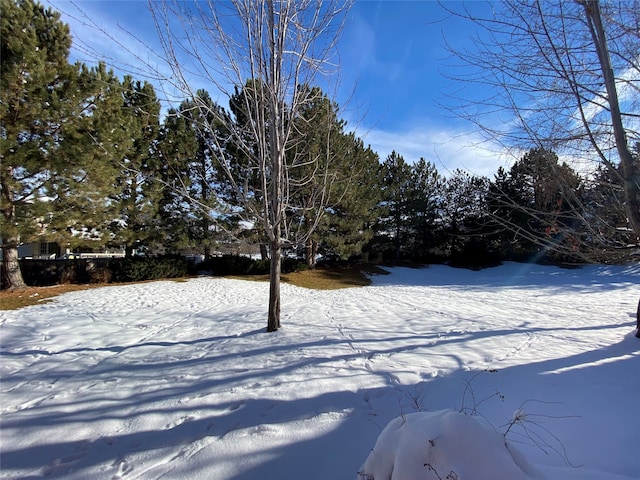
xmin=267 ymin=238 xmax=282 ymax=332
xmin=636 ymin=297 xmax=640 ymax=338
xmin=1 ymin=240 xmax=26 ymax=290
xmin=1 ymin=165 xmax=27 ymax=290
xmin=394 ymin=212 xmax=402 ymax=261
xmin=305 ymin=238 xmax=317 ymax=268
xmin=260 ymin=243 xmax=269 ymax=260
xmin=584 ymin=2 xmax=640 ymax=339
xmin=201 ymin=165 xmax=211 ymax=263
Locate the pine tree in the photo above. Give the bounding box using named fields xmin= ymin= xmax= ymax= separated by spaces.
xmin=106 ymin=77 xmax=161 ymax=257
xmin=488 ymin=148 xmax=583 ymax=262
xmin=287 ymin=86 xmax=341 ymax=264
xmin=155 ymin=93 xmax=230 ymax=258
xmin=48 ymin=63 xmax=135 ymax=252
xmin=406 ymin=158 xmax=443 ymax=261
xmin=154 ymin=106 xmax=200 ymax=255
xmin=1 ymin=0 xmax=124 ymax=288
xmin=1 ymin=0 xmax=73 ymax=288
xmin=580 ymin=144 xmax=639 ymax=263
xmin=315 ymin=134 xmax=381 ymax=263
xmin=224 ymin=79 xmax=271 ymax=251
xmin=442 ymin=170 xmax=491 ymax=262
xmin=377 ymin=152 xmax=413 ymax=260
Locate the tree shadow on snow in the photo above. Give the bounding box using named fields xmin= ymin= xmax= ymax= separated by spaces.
xmin=1 ymin=314 xmax=639 ymax=479
xmin=373 ymin=262 xmax=640 ymax=293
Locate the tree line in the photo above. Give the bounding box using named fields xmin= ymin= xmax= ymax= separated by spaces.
xmin=374 ymin=147 xmax=637 ymax=267
xmin=2 ymin=0 xmax=637 ymax=293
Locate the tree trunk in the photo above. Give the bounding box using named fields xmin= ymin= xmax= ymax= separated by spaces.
xmin=584 ymin=0 xmax=640 ymax=238
xmin=312 ymin=240 xmax=318 ymax=266
xmin=636 ymin=297 xmax=640 ymax=338
xmin=267 ymin=238 xmax=282 ymax=332
xmin=450 ymin=218 xmax=459 ymax=258
xmin=305 ymin=237 xmax=318 ymax=268
xmin=305 ymin=237 xmax=313 ymax=267
xmin=202 ymin=172 xmax=212 ymax=262
xmin=1 ymin=240 xmax=26 ymax=290
xmin=266 ymin=0 xmax=284 ymax=333
xmin=1 ymin=164 xmax=27 ymax=290
xmin=395 ymin=221 xmax=402 ymax=261
xmin=585 ymin=2 xmax=640 ymax=339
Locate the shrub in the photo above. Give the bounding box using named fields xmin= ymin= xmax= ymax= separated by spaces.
xmin=20 ymin=259 xmax=88 ymax=286
xmin=196 ymin=255 xmax=257 ymax=276
xmin=282 ymin=257 xmax=307 ymax=274
xmin=109 ymin=256 xmax=188 ymax=283
xmin=87 ymin=261 xmax=112 ymax=283
xmin=195 ymin=254 xmax=305 ymax=276
xmin=449 ymin=239 xmax=502 ymax=270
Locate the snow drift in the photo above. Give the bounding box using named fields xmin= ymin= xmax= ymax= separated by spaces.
xmin=358 ymin=410 xmax=535 ymax=480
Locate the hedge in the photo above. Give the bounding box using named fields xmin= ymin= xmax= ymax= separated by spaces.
xmin=195 ymin=254 xmax=306 ymax=276
xmin=18 ymin=256 xmax=188 ymax=286
xmin=17 ymin=254 xmax=306 ymax=287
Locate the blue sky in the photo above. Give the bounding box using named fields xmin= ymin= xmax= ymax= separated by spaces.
xmin=338 ymin=1 xmax=506 ymax=175
xmin=44 ymin=0 xmax=512 ymax=177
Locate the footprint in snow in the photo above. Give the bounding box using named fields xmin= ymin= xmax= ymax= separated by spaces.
xmin=165 ymin=415 xmax=194 ymax=430
xmin=111 ymin=459 xmax=133 ymax=479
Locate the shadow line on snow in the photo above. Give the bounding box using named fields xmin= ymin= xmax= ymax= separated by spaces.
xmin=0 ymin=327 xmax=266 ymax=358
xmin=1 ymin=318 xmax=630 ymax=411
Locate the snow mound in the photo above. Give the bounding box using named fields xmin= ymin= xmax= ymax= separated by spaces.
xmin=358 ymin=409 xmax=536 ymax=480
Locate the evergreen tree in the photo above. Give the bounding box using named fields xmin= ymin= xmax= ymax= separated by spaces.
xmin=285 ymin=86 xmax=365 ymax=266
xmin=1 ymin=0 xmax=73 ymax=288
xmin=580 ymin=144 xmax=639 ymax=263
xmin=315 ymin=134 xmax=381 ymax=263
xmin=406 ymin=158 xmax=443 ymax=261
xmin=156 ymin=92 xmax=230 ymax=258
xmin=106 ymin=77 xmax=161 ymax=257
xmin=154 ymin=106 xmax=200 ymax=255
xmin=287 ymin=86 xmax=340 ymax=264
xmin=442 ymin=170 xmax=491 ymax=263
xmin=225 ymin=79 xmax=271 ymax=245
xmin=0 ymin=0 xmax=124 ymax=288
xmin=227 ymin=82 xmax=368 ymax=267
xmin=488 ymin=148 xmax=583 ymax=262
xmin=376 ymin=152 xmax=413 ymax=260
xmin=54 ymin=64 xmax=145 ymax=252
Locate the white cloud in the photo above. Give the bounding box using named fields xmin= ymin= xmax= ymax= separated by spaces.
xmin=358 ymin=124 xmax=516 ymax=178
xmin=577 ymin=60 xmax=639 ymax=126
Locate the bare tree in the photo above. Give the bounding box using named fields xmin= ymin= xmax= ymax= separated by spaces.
xmin=441 ymin=0 xmax=639 ymax=336
xmin=148 ymin=0 xmax=352 ymax=331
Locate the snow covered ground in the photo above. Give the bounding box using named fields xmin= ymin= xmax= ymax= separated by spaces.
xmin=1 ymin=262 xmax=638 ymax=480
